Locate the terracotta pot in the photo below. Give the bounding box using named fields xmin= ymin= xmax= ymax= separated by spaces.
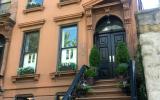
xmin=86 ymin=77 xmax=95 ymax=85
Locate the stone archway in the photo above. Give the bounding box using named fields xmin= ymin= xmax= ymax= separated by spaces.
xmin=83 ymin=0 xmax=137 ymax=59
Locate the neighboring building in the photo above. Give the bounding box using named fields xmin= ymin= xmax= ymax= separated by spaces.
xmin=1 ymin=0 xmax=138 ymax=99
xmin=0 ymin=0 xmax=17 ymax=99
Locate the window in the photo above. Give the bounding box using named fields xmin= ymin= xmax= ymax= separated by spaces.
xmin=15 ymin=94 xmax=34 ymax=100
xmin=20 ymin=31 xmax=39 ymax=71
xmin=27 ymin=0 xmax=43 ymax=9
xmin=0 ymin=0 xmax=11 ymax=15
xmin=58 ymin=25 xmax=78 ymax=71
xmin=0 ymin=35 xmax=5 ymax=70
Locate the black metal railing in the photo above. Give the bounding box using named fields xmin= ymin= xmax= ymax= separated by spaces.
xmin=0 ymin=2 xmax=11 ymax=15
xmin=62 ymin=65 xmax=88 ymax=100
xmin=129 ymin=60 xmax=137 ymax=100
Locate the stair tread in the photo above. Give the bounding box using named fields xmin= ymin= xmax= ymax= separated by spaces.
xmin=91 ymin=84 xmax=118 ymax=87
xmin=89 ymin=89 xmax=122 ymax=93
xmin=96 ymin=79 xmax=119 ymax=82
xmin=76 ymin=96 xmax=131 ymax=99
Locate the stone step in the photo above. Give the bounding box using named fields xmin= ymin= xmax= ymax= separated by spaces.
xmin=86 ymin=90 xmax=126 ymax=97
xmin=76 ymin=96 xmax=131 ymax=100
xmin=95 ymin=79 xmax=120 ymax=85
xmin=91 ymin=84 xmax=120 ymax=91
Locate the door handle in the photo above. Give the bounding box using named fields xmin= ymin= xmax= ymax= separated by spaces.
xmin=113 ymin=55 xmax=115 ymax=62
xmin=109 ymin=56 xmax=112 ymax=62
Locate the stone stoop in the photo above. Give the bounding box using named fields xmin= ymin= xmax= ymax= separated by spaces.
xmin=76 ymin=79 xmax=131 ymax=100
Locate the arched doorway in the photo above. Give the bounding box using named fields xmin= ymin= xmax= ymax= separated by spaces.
xmin=0 ymin=35 xmax=6 ymax=69
xmin=94 ymin=15 xmax=125 ymax=79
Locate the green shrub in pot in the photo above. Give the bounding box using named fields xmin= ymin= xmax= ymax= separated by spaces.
xmin=115 ymin=63 xmax=128 ymax=77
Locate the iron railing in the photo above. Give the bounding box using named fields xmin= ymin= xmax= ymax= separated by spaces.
xmin=129 ymin=60 xmax=137 ymax=100
xmin=62 ymin=65 xmax=88 ymax=100
xmin=0 ymin=2 xmax=11 ymax=15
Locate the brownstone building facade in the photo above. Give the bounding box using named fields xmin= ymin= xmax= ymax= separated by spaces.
xmin=0 ymin=0 xmax=138 ymax=99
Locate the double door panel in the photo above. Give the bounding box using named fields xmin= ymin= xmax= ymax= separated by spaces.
xmin=95 ymin=32 xmax=125 ymax=79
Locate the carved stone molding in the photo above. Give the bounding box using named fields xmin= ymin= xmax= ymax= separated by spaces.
xmin=53 ymin=12 xmax=83 ymax=22
xmin=18 ymin=19 xmax=45 ymax=28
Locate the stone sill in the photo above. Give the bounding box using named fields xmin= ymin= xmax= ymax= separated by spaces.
xmin=50 ymin=71 xmax=77 ymax=79
xmin=23 ymin=6 xmax=44 ymax=14
xmin=58 ymin=0 xmax=81 ymax=7
xmin=12 ymin=74 xmax=40 ymax=83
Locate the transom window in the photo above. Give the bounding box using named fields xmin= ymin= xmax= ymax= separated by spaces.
xmin=27 ymin=0 xmax=43 ymax=9
xmin=96 ymin=15 xmax=124 ymax=33
xmin=58 ymin=24 xmax=78 ymax=71
xmin=20 ymin=31 xmax=39 ymax=71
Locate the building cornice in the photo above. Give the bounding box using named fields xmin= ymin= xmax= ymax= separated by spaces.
xmin=53 ymin=12 xmax=84 ymax=22
xmin=18 ymin=19 xmax=45 ymax=28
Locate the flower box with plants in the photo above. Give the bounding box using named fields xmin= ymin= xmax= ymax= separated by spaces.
xmin=12 ymin=67 xmax=40 ymax=83
xmin=58 ymin=63 xmax=77 ymax=72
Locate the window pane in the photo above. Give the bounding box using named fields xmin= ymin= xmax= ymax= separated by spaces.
xmin=21 ymin=31 xmax=39 ymax=69
xmin=61 ymin=48 xmax=77 ymax=64
xmin=22 ymin=53 xmax=37 ymax=69
xmin=59 ymin=48 xmax=77 ymax=71
xmin=61 ymin=26 xmax=77 ymax=48
xmin=28 ymin=0 xmax=43 ymax=5
xmin=1 ymin=0 xmax=10 ymax=3
xmin=24 ymin=32 xmax=39 ymax=53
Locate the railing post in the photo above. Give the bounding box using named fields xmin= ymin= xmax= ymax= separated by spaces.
xmin=130 ymin=60 xmax=137 ymax=100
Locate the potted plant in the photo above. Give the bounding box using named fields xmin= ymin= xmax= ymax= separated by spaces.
xmin=86 ymin=45 xmax=100 ymax=84
xmin=76 ymin=82 xmax=91 ymax=97
xmin=85 ymin=69 xmax=96 ymax=85
xmin=115 ymin=42 xmax=130 ymax=79
xmin=17 ymin=67 xmax=35 ymax=76
xmin=118 ymin=80 xmax=130 ymax=95
xmin=115 ymin=42 xmax=129 ymax=64
xmin=89 ymin=45 xmax=100 ymax=72
xmin=115 ymin=63 xmax=128 ymax=79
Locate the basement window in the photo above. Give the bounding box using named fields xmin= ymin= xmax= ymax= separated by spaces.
xmin=15 ymin=94 xmax=34 ymax=100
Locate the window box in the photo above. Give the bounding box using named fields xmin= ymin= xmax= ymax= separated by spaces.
xmin=12 ymin=74 xmax=40 ymax=83
xmin=23 ymin=6 xmax=44 ymax=14
xmin=50 ymin=71 xmax=77 ymax=79
xmin=58 ymin=0 xmax=81 ymax=7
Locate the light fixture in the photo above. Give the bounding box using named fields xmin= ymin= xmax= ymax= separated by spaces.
xmin=107 ymin=15 xmax=111 ymax=25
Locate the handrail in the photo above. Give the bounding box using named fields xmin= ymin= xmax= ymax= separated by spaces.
xmin=62 ymin=65 xmax=88 ymax=100
xmin=129 ymin=60 xmax=137 ymax=100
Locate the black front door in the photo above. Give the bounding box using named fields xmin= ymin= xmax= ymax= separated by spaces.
xmin=95 ymin=32 xmax=125 ymax=79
